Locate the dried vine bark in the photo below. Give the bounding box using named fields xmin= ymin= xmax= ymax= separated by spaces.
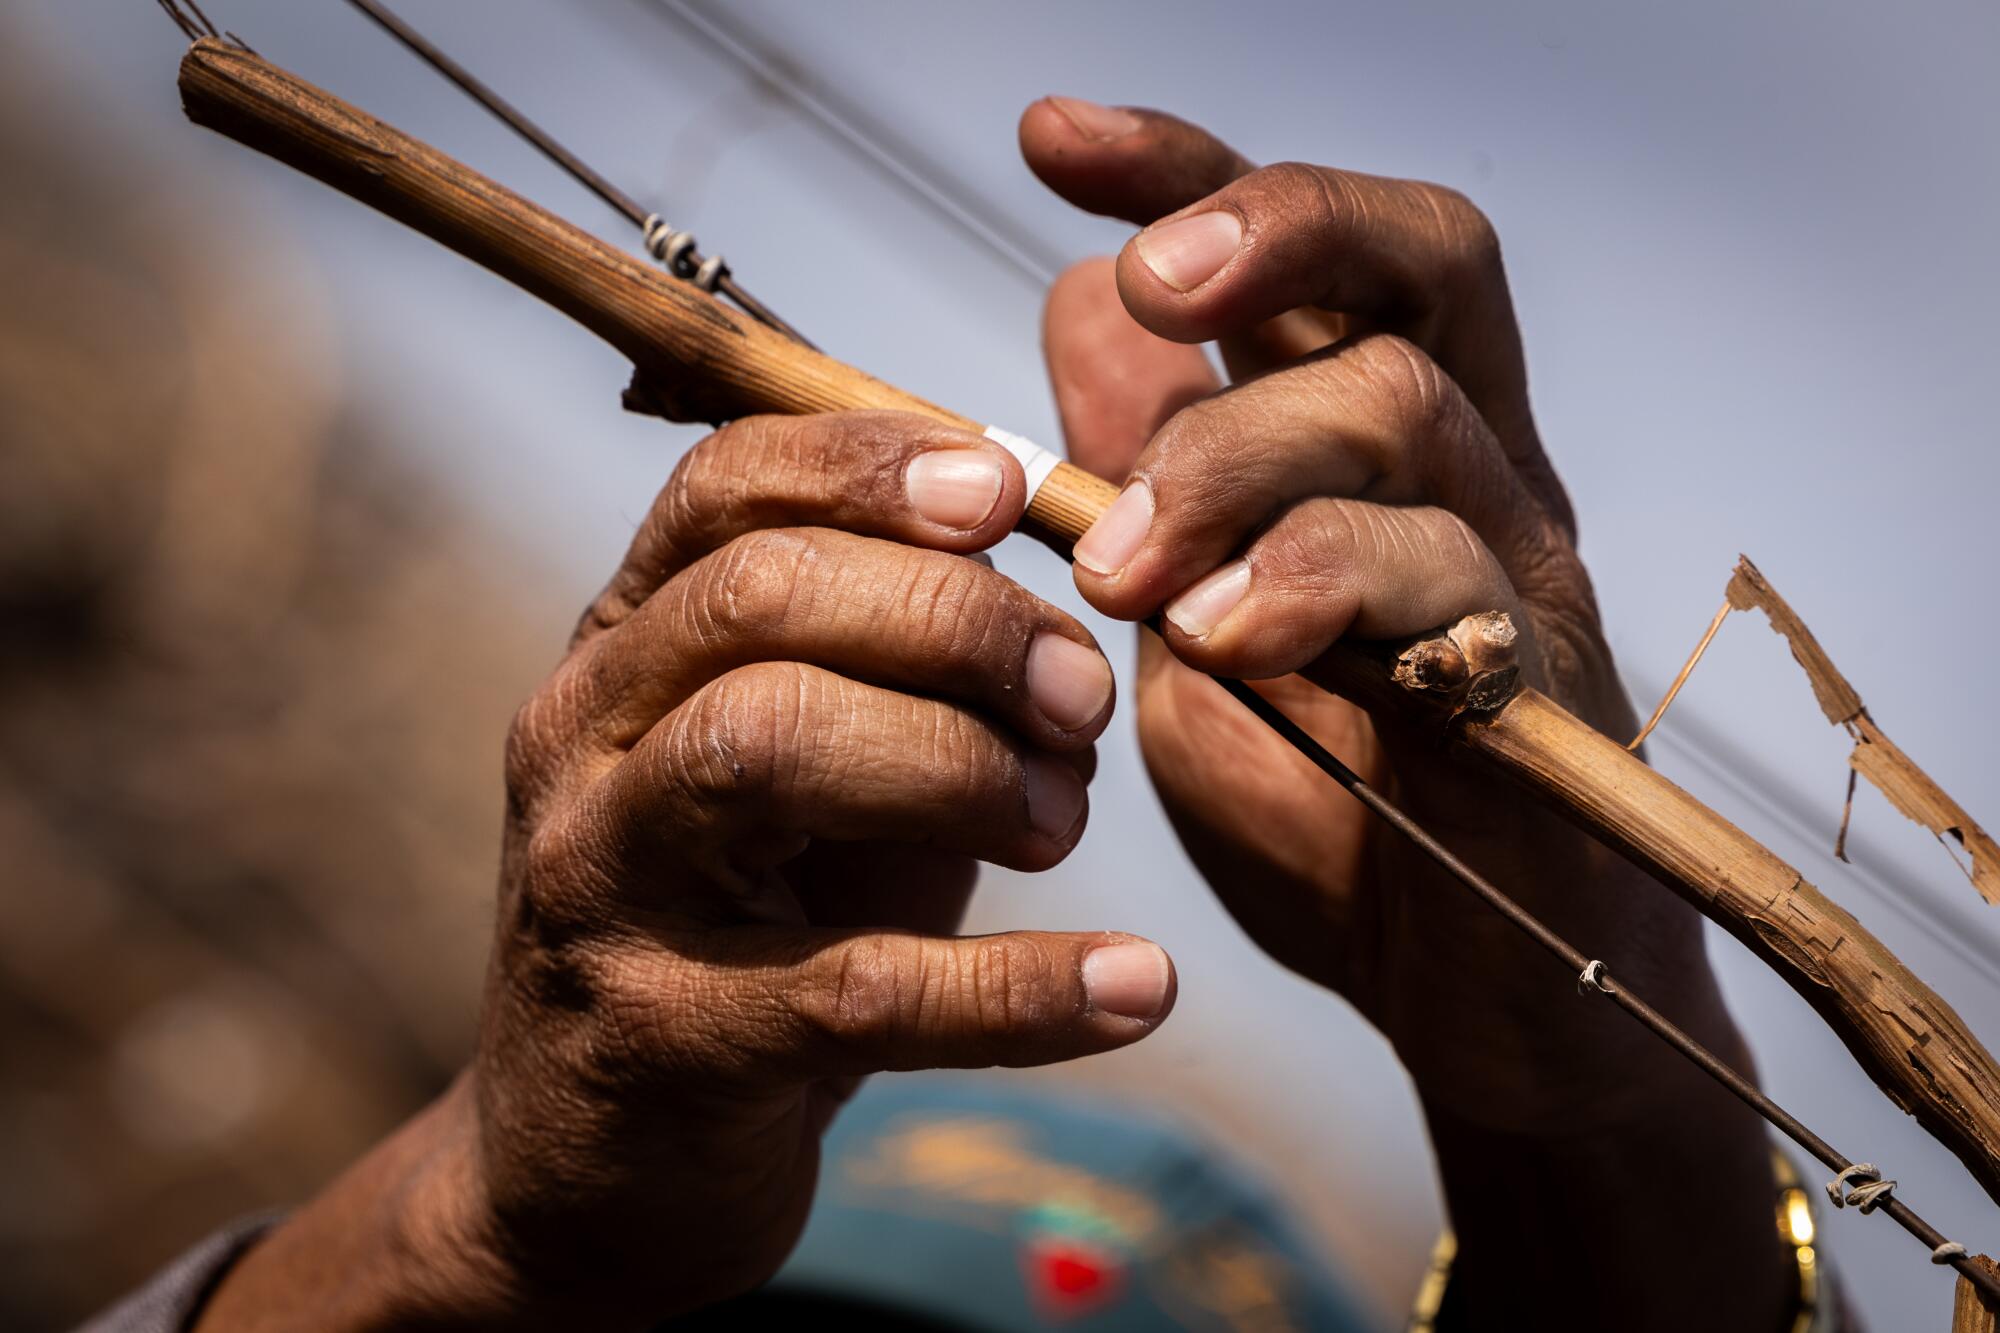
xmin=1725 ymin=557 xmax=2000 ymax=905
xmin=175 ymin=38 xmax=2000 ymax=1210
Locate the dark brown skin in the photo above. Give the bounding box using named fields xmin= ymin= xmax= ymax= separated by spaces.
xmin=194 ymin=104 xmax=1790 ymax=1331
xmin=1023 ymin=99 xmax=1791 ymax=1327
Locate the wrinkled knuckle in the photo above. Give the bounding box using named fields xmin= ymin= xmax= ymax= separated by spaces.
xmin=1299 ymin=501 xmax=1369 ymax=578
xmin=503 ymin=691 xmax=564 ymax=800
xmin=664 ymin=421 xmax=751 ymax=531
xmin=672 ymin=662 xmax=805 ymax=804
xmin=807 ymin=934 xmax=912 ymax=1055
xmin=1350 ymin=334 xmax=1452 ymax=437
xmin=753 ymin=412 xmax=901 ymax=515
xmin=1431 ymin=509 xmax=1494 ymax=579
xmin=700 ymin=528 xmax=813 ymax=643
xmin=513 ymin=804 xmax=616 ymax=914
xmin=1356 ymin=503 xmax=1422 ymax=570
xmin=1528 ymin=597 xmax=1612 ymax=704
xmin=921 ymin=705 xmax=1000 ymax=809
xmin=1261 ymin=160 xmax=1338 ymax=226
xmin=1424 ymin=184 xmax=1501 ymax=275
xmin=964 ymin=937 xmax=1059 ymax=1043
xmin=1139 ymin=407 xmax=1235 ymax=511
xmin=660 ymin=432 xmax=710 ymax=519
xmin=802 ymin=935 xmax=1059 ymax=1064
xmin=1145 ymin=404 xmax=1210 ymax=470
xmin=913 ymin=556 xmax=1014 ymax=665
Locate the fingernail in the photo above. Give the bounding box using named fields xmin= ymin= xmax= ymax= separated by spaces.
xmin=906 ymin=450 xmax=1004 ymax=529
xmin=1049 ymin=96 xmax=1141 ymax=142
xmin=1026 ymin=634 xmax=1113 ymax=731
xmin=1164 ymin=560 xmax=1250 ymax=637
xmin=1023 ymin=754 xmax=1086 ymax=840
xmin=1073 ymin=481 xmax=1153 ymax=575
xmin=1083 ymin=942 xmax=1171 ymax=1020
xmin=1135 ymin=211 xmax=1242 ymax=292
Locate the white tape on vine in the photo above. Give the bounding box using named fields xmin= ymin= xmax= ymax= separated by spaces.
xmin=982 ymin=424 xmax=1060 ymax=500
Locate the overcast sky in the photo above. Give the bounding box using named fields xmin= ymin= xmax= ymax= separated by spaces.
xmin=25 ymin=1 xmax=2000 ymax=1322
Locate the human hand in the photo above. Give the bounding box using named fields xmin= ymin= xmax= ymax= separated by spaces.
xmin=1018 ymin=101 xmax=1795 ymax=1328
xmin=1020 ymin=98 xmax=1733 ymax=1129
xmin=195 ymin=412 xmax=1175 ymax=1330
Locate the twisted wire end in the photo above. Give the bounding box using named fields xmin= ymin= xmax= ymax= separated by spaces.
xmin=641 ymin=213 xmax=730 ymax=292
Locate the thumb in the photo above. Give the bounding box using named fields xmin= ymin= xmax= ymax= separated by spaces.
xmin=1044 ymin=257 xmax=1219 ymax=483
xmin=727 ymin=927 xmax=1176 ymax=1082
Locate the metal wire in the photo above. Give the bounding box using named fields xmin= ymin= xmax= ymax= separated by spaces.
xmin=641 ymin=0 xmax=1069 ymax=289
xmin=342 ymin=0 xmax=813 ymax=347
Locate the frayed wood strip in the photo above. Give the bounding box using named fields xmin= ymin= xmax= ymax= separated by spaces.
xmin=1628 ymin=598 xmax=1733 ymax=751
xmin=1725 ymin=557 xmax=1864 ymax=724
xmin=1728 ymin=556 xmax=2000 ymax=906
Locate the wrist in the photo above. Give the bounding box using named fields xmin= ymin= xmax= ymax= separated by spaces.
xmin=1413 ymin=1137 xmax=1807 ymax=1333
xmin=1376 ymin=798 xmax=1748 ymax=1139
xmin=1405 ymin=918 xmax=1789 ymax=1329
xmin=196 ymin=1072 xmax=530 ymax=1332
xmin=1398 ymin=940 xmax=1750 ymax=1140
xmin=376 ymin=1073 xmax=530 ymax=1322
xmin=1420 ymin=1089 xmax=1794 ymax=1332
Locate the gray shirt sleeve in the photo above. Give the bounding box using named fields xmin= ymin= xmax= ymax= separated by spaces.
xmin=77 ymin=1212 xmax=285 ymax=1333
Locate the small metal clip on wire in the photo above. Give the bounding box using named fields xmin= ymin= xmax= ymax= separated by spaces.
xmin=1825 ymin=1163 xmax=1897 ymax=1214
xmin=1576 ymin=959 xmax=1613 ymax=996
xmin=642 ymin=214 xmax=730 ymax=292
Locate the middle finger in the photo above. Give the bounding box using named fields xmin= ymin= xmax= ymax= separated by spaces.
xmin=1069 ymin=333 xmax=1561 ymax=624
xmin=546 ymin=528 xmax=1114 ymax=782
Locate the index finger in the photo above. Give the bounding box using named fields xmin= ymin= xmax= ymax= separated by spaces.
xmin=1022 ymin=101 xmax=1495 ymax=343
xmin=1023 ymin=102 xmax=1572 ymax=534
xmin=1024 ymin=100 xmax=1346 ymax=374
xmin=1020 ymin=97 xmax=1253 ymax=222
xmin=576 ymin=411 xmax=1028 ymax=646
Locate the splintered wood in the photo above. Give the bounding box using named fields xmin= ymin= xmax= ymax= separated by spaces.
xmin=1958 ymin=1256 xmax=2000 ymax=1333
xmin=1723 ymin=557 xmax=2000 ymax=906
xmin=1631 ymin=556 xmax=2000 ymax=906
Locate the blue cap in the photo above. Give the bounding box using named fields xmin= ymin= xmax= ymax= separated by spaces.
xmin=769 ymin=1076 xmax=1374 ymax=1331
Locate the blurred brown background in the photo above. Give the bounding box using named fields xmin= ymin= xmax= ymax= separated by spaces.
xmin=0 ymin=21 xmax=566 ymax=1327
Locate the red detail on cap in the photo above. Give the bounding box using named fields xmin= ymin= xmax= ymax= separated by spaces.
xmin=1021 ymin=1236 xmax=1125 ymax=1320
